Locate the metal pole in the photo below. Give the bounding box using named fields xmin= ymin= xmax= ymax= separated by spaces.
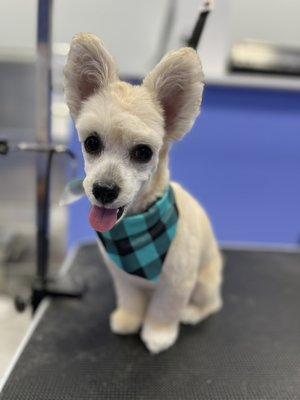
xmin=1 ymin=0 xmax=84 ymax=313
xmin=36 ymin=0 xmax=53 ymax=284
xmin=187 ymin=0 xmax=214 ymax=50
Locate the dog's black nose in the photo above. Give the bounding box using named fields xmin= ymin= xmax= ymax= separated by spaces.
xmin=92 ymin=183 xmax=120 ymax=204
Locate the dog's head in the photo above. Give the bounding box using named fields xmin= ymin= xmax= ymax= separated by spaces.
xmin=64 ymin=33 xmax=204 ymax=232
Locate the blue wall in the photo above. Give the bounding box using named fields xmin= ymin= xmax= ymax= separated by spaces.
xmin=68 ymin=85 xmax=300 ymax=247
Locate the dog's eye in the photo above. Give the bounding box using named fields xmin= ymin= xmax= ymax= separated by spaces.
xmin=84 ymin=134 xmax=103 ymax=155
xmin=130 ymin=144 xmax=153 ymax=163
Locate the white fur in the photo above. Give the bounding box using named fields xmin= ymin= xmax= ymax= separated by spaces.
xmin=64 ymin=33 xmax=223 ymax=353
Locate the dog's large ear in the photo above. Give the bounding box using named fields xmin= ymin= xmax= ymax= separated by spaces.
xmin=143 ymin=48 xmax=204 ymax=141
xmin=64 ymin=33 xmax=118 ymax=119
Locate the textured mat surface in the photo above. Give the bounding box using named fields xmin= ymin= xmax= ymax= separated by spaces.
xmin=1 ymin=244 xmax=300 ymax=400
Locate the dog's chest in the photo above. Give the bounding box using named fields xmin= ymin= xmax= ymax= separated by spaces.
xmin=96 ymin=186 xmax=179 ymax=282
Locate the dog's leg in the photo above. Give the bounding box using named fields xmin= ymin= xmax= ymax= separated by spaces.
xmin=181 ymin=248 xmax=223 ymax=325
xmin=141 ymin=275 xmax=196 ymax=353
xmin=109 ymin=268 xmax=149 ymax=335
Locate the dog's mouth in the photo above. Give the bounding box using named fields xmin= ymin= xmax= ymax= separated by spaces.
xmin=89 ymin=205 xmax=125 ymax=233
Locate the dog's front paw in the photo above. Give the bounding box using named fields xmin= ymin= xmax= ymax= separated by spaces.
xmin=110 ymin=308 xmax=143 ymax=335
xmin=141 ymin=322 xmax=179 ymax=354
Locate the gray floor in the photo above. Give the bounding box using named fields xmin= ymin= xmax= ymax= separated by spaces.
xmin=0 ymin=296 xmax=30 ymax=381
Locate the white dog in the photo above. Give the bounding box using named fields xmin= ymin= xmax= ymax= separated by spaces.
xmin=64 ymin=33 xmax=223 ymax=353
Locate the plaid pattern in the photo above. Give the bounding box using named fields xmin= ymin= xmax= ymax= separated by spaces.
xmin=96 ymin=186 xmax=179 ymax=282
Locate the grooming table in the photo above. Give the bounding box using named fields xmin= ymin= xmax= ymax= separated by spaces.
xmin=1 ymin=243 xmax=300 ymax=400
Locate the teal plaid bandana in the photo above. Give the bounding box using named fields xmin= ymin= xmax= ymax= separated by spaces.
xmin=96 ymin=186 xmax=179 ymax=282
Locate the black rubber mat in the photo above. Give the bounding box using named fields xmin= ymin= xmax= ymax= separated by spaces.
xmin=1 ymin=244 xmax=300 ymax=400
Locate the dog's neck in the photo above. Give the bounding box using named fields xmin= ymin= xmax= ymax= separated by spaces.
xmin=127 ymin=143 xmax=170 ymax=215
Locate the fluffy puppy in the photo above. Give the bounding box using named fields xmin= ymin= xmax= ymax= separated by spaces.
xmin=64 ymin=33 xmax=223 ymax=353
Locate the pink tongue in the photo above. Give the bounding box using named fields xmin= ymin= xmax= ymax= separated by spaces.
xmin=89 ymin=206 xmax=118 ymax=233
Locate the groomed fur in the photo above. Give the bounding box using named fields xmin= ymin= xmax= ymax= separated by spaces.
xmin=64 ymin=33 xmax=118 ymax=119
xmin=64 ymin=33 xmax=223 ymax=353
xmin=143 ymin=48 xmax=204 ymax=141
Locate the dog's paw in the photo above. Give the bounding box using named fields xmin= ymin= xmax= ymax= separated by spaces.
xmin=180 ymin=300 xmax=222 ymax=325
xmin=141 ymin=323 xmax=179 ymax=354
xmin=110 ymin=308 xmax=143 ymax=335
